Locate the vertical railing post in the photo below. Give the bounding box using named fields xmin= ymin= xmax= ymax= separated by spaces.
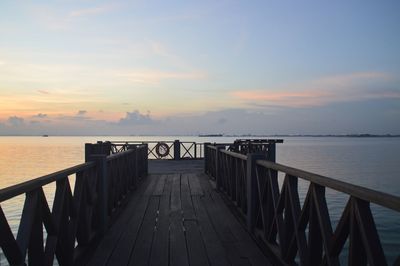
xmin=86 ymin=154 xmax=109 ymax=235
xmin=97 ymin=155 xmax=108 ymax=235
xmin=194 ymin=142 xmax=197 ymax=159
xmin=174 ymin=140 xmax=180 ymax=160
xmin=246 ymin=153 xmax=265 ymax=232
xmin=133 ymin=146 xmax=138 ymax=186
xmin=85 ymin=142 xmax=111 ymax=162
xmin=266 ymin=142 xmax=276 ymax=162
xmin=85 ymin=143 xmax=92 ymax=162
xmin=204 ymin=143 xmax=211 ymax=174
xmin=85 ymin=144 xmax=109 ymax=235
xmin=215 ymin=146 xmax=225 ymax=190
xmin=144 ymin=144 xmax=149 ymax=176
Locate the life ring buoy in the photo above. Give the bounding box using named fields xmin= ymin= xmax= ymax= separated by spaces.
xmin=155 ymin=142 xmax=170 ymax=158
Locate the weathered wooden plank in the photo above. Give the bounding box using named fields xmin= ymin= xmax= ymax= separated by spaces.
xmin=181 ymin=174 xmax=209 ymax=266
xmin=86 ymin=175 xmax=157 ymax=266
xmin=185 ymin=220 xmax=210 ymax=266
xmin=169 ymin=213 xmax=189 ymax=266
xmin=106 ymin=175 xmax=160 ymax=265
xmin=198 ymin=173 xmax=270 ymax=266
xmin=152 ymin=174 xmax=167 ymax=196
xmin=188 ymin=173 xmax=204 ymax=196
xmin=169 ymin=174 xmax=189 ymax=266
xmin=192 ymin=196 xmax=230 ymax=266
xmin=181 ymin=174 xmax=195 ymax=220
xmin=198 ymin=179 xmax=251 ymax=266
xmin=128 ymin=196 xmax=160 ymax=266
xmin=149 ymin=175 xmax=172 ymax=266
xmin=170 ymin=174 xmax=181 ymax=212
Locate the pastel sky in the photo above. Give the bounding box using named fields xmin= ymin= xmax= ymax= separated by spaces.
xmin=0 ymin=0 xmax=399 ymax=135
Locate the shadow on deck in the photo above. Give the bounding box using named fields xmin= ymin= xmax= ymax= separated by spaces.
xmin=86 ymin=160 xmax=271 ymax=266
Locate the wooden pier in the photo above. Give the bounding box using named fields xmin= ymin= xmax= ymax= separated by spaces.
xmin=1 ymin=140 xmax=400 ymax=265
xmin=85 ymin=160 xmax=270 ymax=265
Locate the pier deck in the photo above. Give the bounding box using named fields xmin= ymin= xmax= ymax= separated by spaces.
xmin=86 ymin=160 xmax=270 ymax=266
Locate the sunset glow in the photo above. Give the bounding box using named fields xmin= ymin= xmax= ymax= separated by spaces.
xmin=0 ymin=1 xmax=399 ymax=135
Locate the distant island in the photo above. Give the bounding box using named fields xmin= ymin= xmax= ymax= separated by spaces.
xmin=223 ymin=134 xmax=400 ymax=138
xmin=198 ymin=134 xmax=223 ymax=137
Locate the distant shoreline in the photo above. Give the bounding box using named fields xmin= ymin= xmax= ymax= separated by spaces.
xmin=0 ymin=134 xmax=399 ymax=138
xmin=228 ymin=134 xmax=400 ymax=138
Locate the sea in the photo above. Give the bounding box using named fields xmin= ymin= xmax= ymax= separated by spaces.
xmin=0 ymin=136 xmax=399 ymax=264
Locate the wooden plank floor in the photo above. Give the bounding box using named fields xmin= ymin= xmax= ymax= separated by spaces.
xmin=87 ymin=160 xmax=270 ymax=266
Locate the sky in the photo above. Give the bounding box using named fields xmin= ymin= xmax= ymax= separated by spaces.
xmin=0 ymin=0 xmax=399 ymax=135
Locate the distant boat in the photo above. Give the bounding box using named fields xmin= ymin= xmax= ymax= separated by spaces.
xmin=198 ymin=134 xmax=223 ymax=137
xmin=42 ymin=135 xmax=49 ymax=137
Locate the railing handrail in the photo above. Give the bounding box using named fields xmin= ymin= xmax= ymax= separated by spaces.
xmin=110 ymin=141 xmax=198 ymax=144
xmin=0 ymin=143 xmax=149 ymax=265
xmin=205 ymin=144 xmax=232 ymax=151
xmin=204 ymin=144 xmax=400 ymax=264
xmin=220 ymin=149 xmax=248 ymax=160
xmin=0 ymin=147 xmax=146 ymax=202
xmin=0 ymin=161 xmax=96 ymax=202
xmin=106 ymin=145 xmax=145 ymax=162
xmin=206 ymin=146 xmax=400 ymax=212
xmin=256 ymin=159 xmax=400 ymax=212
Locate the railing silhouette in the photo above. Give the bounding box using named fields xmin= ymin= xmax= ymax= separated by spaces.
xmin=204 ymin=144 xmax=400 ymax=265
xmin=110 ymin=140 xmax=204 ymax=160
xmin=0 ymin=145 xmax=148 ymax=265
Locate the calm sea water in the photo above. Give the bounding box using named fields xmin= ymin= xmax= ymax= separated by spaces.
xmin=0 ymin=136 xmax=399 ymax=264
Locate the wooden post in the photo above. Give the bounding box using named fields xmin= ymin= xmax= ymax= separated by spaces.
xmin=266 ymin=142 xmax=276 ymax=162
xmin=96 ymin=155 xmax=108 ymax=235
xmin=144 ymin=144 xmax=149 ymax=175
xmin=85 ymin=142 xmax=111 ymax=162
xmin=85 ymin=154 xmax=109 ymax=235
xmin=85 ymin=144 xmax=109 ymax=235
xmin=215 ymin=146 xmax=225 ymax=190
xmin=204 ymin=142 xmax=211 ymax=173
xmin=85 ymin=143 xmax=92 ymax=162
xmin=133 ymin=146 xmax=138 ymax=187
xmin=173 ymin=140 xmax=180 ymax=160
xmin=246 ymin=153 xmax=265 ymax=232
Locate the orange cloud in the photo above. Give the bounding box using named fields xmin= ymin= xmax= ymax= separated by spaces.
xmin=231 ymin=72 xmax=398 ymax=107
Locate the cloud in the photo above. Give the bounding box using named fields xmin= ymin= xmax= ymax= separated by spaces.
xmin=232 ymin=72 xmax=399 ymax=107
xmin=115 ymin=69 xmax=206 ymax=84
xmin=77 ymin=110 xmax=87 ymax=116
xmin=7 ymin=116 xmax=24 ymax=126
xmin=54 ymin=110 xmax=92 ymax=122
xmin=118 ymin=110 xmax=154 ymax=126
xmin=69 ymin=6 xmax=111 ymax=18
xmin=32 ymin=113 xmax=48 ymax=118
xmin=37 ymin=90 xmax=50 ymax=95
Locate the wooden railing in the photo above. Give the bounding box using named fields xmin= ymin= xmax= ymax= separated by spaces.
xmin=0 ymin=145 xmax=148 ymax=265
xmin=110 ymin=140 xmax=204 ymax=160
xmin=204 ymin=144 xmax=400 ymax=265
